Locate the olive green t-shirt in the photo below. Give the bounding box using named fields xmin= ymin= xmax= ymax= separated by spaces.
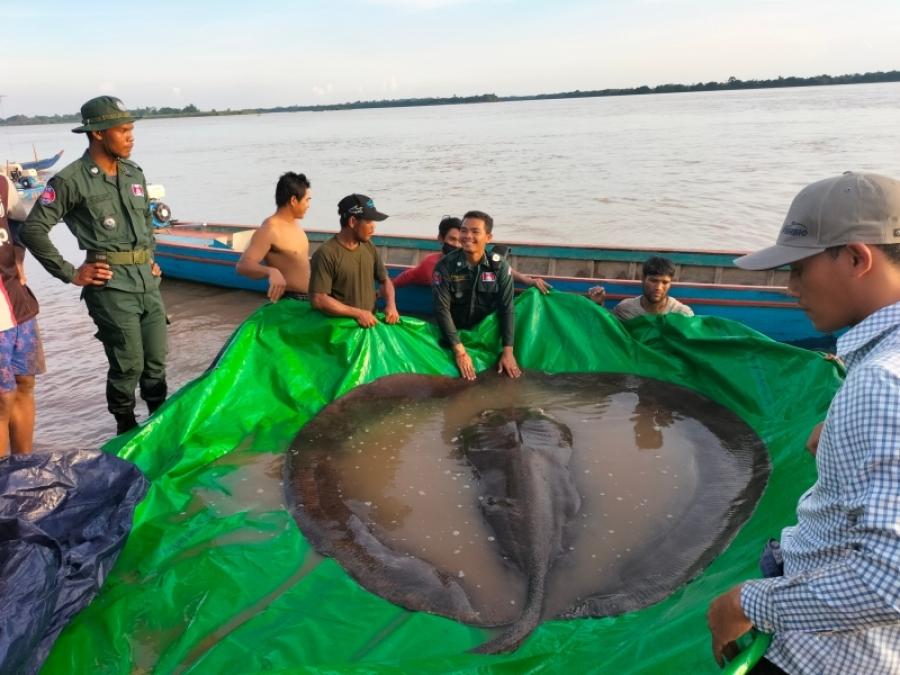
xmin=308 ymin=236 xmax=387 ymax=311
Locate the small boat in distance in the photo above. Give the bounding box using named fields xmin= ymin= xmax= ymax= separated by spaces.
xmin=153 ymin=220 xmax=829 ymax=347
xmin=2 ymin=162 xmax=46 ymax=201
xmin=18 ymin=149 xmax=64 ymax=172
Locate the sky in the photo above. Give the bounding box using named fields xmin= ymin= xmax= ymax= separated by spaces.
xmin=3 ymin=0 xmax=899 ymax=117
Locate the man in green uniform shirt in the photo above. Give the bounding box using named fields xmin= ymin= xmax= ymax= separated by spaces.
xmin=432 ymin=210 xmax=520 ymax=381
xmin=21 ymin=96 xmax=167 ymax=434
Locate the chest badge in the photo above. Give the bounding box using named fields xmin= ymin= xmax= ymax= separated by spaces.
xmin=481 ymin=272 xmax=497 ymax=283
xmin=102 ymin=216 xmax=117 ymax=229
xmin=131 ymin=184 xmax=145 ymax=197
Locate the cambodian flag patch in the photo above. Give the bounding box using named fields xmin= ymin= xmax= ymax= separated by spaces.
xmin=131 ymin=184 xmax=145 ymax=197
xmin=432 ymin=271 xmax=442 ymax=286
xmin=480 ymin=271 xmax=496 ymax=283
xmin=39 ymin=187 xmax=56 ymax=205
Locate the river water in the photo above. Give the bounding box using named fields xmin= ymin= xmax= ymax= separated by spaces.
xmin=2 ymin=83 xmax=899 ymax=447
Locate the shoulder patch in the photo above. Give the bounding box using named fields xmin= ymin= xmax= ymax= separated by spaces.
xmin=432 ymin=271 xmax=442 ymax=286
xmin=39 ymin=187 xmax=57 ymax=205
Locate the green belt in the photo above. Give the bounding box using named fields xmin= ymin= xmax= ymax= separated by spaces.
xmin=87 ymin=250 xmax=152 ymax=265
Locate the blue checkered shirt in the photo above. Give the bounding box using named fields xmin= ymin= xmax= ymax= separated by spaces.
xmin=741 ymin=300 xmax=900 ymax=674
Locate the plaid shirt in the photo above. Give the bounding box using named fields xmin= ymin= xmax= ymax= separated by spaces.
xmin=741 ymin=300 xmax=900 ymax=674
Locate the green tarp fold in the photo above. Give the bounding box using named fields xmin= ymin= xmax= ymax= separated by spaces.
xmin=41 ymin=290 xmax=842 ymax=674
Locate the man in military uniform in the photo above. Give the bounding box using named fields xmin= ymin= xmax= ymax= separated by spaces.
xmin=21 ymin=96 xmax=167 ymax=434
xmin=431 ymin=210 xmax=520 ymax=380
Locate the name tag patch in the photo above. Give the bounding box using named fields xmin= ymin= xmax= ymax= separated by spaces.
xmin=481 ymin=272 xmax=496 ymax=283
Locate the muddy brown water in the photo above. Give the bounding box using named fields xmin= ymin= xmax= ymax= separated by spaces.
xmin=31 ymin=271 xmax=264 ymax=449
xmin=286 ymin=372 xmax=770 ymax=624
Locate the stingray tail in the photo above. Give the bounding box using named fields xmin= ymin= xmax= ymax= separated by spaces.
xmin=469 ymin=579 xmax=545 ymax=655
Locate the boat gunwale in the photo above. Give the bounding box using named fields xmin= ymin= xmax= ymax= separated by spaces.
xmin=156 ymin=222 xmax=792 ymax=296
xmin=163 ymin=220 xmax=757 ymax=257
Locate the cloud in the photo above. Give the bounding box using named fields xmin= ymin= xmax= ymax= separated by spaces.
xmin=312 ymin=83 xmax=334 ymax=97
xmin=98 ymin=81 xmax=116 ymax=93
xmin=172 ymin=87 xmax=182 ymax=98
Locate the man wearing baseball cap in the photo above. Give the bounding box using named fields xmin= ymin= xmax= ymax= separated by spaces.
xmin=708 ymin=172 xmax=900 ymax=674
xmin=21 ymin=96 xmax=168 ymax=435
xmin=308 ymin=193 xmax=399 ymax=327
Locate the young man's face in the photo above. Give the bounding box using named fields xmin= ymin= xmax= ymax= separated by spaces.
xmin=349 ymin=216 xmax=376 ymax=243
xmin=788 ymin=249 xmax=854 ymax=332
xmin=460 ymin=218 xmax=492 ymax=257
xmin=95 ymin=122 xmax=134 ymax=159
xmin=441 ymin=227 xmax=462 ymax=249
xmin=291 ymin=191 xmax=312 ymax=219
xmin=642 ymin=273 xmax=672 ymax=304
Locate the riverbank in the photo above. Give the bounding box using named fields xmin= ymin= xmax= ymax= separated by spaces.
xmin=3 ymin=69 xmax=897 ymax=127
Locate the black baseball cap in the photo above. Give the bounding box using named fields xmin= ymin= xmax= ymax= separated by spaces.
xmin=337 ymin=194 xmax=388 ymax=221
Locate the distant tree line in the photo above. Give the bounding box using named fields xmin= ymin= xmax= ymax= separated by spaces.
xmin=512 ymin=70 xmax=900 ymax=101
xmin=2 ymin=70 xmax=898 ymax=126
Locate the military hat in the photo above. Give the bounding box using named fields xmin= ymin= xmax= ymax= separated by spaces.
xmin=71 ymin=96 xmax=138 ymax=133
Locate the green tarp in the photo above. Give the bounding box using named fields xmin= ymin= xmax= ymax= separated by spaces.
xmin=41 ymin=290 xmax=842 ymax=674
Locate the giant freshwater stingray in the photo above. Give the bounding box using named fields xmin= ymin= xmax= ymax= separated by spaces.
xmin=284 ymin=372 xmax=770 ymax=654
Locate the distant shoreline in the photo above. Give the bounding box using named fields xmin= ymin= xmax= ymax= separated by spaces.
xmin=3 ymin=69 xmax=898 ymax=127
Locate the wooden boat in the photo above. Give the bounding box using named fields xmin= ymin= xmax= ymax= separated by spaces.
xmin=154 ymin=220 xmax=829 ymax=347
xmin=19 ymin=149 xmax=64 ymax=172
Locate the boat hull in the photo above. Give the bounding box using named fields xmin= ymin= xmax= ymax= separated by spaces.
xmin=154 ymin=221 xmax=831 ymax=347
xmin=19 ymin=150 xmax=64 ymax=172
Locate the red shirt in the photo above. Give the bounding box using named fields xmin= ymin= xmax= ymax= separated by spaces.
xmin=393 ymin=252 xmax=442 ymax=288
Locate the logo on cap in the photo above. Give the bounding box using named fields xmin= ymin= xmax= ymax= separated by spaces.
xmin=781 ymin=221 xmax=808 ymax=238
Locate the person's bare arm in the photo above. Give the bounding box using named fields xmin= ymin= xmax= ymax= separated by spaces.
xmin=381 ymin=277 xmax=399 ymax=324
xmin=236 ymin=226 xmax=286 ymax=301
xmin=511 ymin=268 xmax=551 ymax=294
xmin=587 ymin=285 xmax=606 ymax=305
xmin=707 ymin=584 xmax=752 ymax=667
xmin=310 ymin=292 xmax=377 ymax=328
xmin=806 ymin=422 xmax=824 ymax=456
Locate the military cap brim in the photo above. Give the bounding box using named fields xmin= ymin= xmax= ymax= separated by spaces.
xmin=72 ymin=113 xmax=139 ymax=133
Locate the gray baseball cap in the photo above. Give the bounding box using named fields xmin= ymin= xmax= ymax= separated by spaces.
xmin=734 ymin=172 xmax=900 ymax=270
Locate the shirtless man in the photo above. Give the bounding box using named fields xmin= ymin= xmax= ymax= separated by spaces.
xmin=236 ymin=172 xmax=311 ymax=301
